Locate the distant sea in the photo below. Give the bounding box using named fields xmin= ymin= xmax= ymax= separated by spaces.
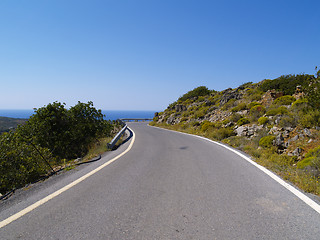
xmin=0 ymin=109 xmax=156 ymax=121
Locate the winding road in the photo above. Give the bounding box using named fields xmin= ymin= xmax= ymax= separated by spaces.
xmin=0 ymin=122 xmax=320 ymax=239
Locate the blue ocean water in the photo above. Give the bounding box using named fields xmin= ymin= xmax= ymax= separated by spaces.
xmin=0 ymin=109 xmax=156 ymax=121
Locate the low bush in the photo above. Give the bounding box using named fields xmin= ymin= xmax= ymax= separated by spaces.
xmin=298 ymin=109 xmax=320 ymax=128
xmin=178 ymin=86 xmax=211 ymax=102
xmin=259 ymin=135 xmax=276 ymax=148
xmin=266 ymin=106 xmax=289 ymax=116
xmin=250 ymin=105 xmax=266 ymax=118
xmin=237 ymin=117 xmax=250 ymax=126
xmin=248 ymin=101 xmax=260 ymax=109
xmin=297 ymin=157 xmax=314 ymax=169
xmin=258 ymin=117 xmax=269 ymax=125
xmin=292 ymin=98 xmax=308 ymax=108
xmin=229 ymin=113 xmax=242 ymax=123
xmin=273 ymin=95 xmax=296 ymax=105
xmin=278 ymin=115 xmax=297 ymax=128
xmin=231 ymin=102 xmax=247 ymax=112
xmin=213 ymin=127 xmax=235 ymax=140
xmin=200 ymin=121 xmax=215 ymax=132
xmin=221 ymin=99 xmax=237 ymax=110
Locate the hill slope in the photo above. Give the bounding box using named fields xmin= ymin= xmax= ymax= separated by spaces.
xmin=152 ymin=72 xmax=320 ymax=196
xmin=0 ymin=116 xmax=27 ymax=134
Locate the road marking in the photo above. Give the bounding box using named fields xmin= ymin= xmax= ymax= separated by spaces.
xmin=150 ymin=125 xmax=320 ymax=215
xmin=0 ymin=127 xmax=135 ymax=229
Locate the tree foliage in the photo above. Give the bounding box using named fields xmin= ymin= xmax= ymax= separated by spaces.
xmin=0 ymin=101 xmax=112 ymax=194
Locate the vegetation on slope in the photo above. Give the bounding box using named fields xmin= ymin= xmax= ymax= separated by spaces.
xmin=0 ymin=117 xmax=27 ymax=134
xmin=152 ymin=69 xmax=320 ymax=196
xmin=0 ymin=101 xmax=118 ymax=195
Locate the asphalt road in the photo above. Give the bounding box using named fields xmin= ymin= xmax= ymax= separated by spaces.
xmin=0 ymin=122 xmax=320 ymax=239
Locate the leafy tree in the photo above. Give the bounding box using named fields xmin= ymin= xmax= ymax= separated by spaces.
xmin=17 ymin=101 xmax=112 ymax=160
xmin=68 ymin=101 xmax=112 ymax=158
xmin=0 ymin=131 xmax=52 ymax=194
xmin=17 ymin=102 xmax=70 ymax=160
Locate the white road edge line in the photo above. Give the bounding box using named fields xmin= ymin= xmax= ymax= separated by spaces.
xmin=149 ymin=125 xmax=320 ymax=214
xmin=0 ymin=127 xmax=136 ymax=229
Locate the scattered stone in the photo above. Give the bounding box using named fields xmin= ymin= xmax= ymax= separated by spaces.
xmin=220 ymin=88 xmax=242 ymax=105
xmin=224 ymin=122 xmax=233 ymax=128
xmin=175 ymin=104 xmax=187 ymax=112
xmin=235 ymin=126 xmax=247 ymax=137
xmin=260 ymin=90 xmax=283 ymax=107
xmin=283 ymin=130 xmax=290 ymax=138
xmin=237 ymin=110 xmax=248 ymax=116
xmin=273 ymin=133 xmax=285 ymax=148
xmin=166 ymin=116 xmax=175 ymax=125
xmin=291 ymin=135 xmax=299 ymax=141
xmin=269 ymin=126 xmax=281 ymax=135
xmin=284 ymin=127 xmax=293 ymax=132
xmin=292 ymin=147 xmax=302 ymax=156
xmin=303 ymin=128 xmax=312 ymax=137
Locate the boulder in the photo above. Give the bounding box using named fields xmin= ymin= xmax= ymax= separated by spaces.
xmin=291 ymin=135 xmax=299 ymax=141
xmin=303 ymin=128 xmax=312 ymax=137
xmin=220 ymin=89 xmax=242 ymax=105
xmin=235 ymin=126 xmax=247 ymax=136
xmin=166 ymin=116 xmax=176 ymax=125
xmin=292 ymin=147 xmax=302 ymax=156
xmin=175 ymin=104 xmax=187 ymax=112
xmin=273 ymin=133 xmax=285 ymax=148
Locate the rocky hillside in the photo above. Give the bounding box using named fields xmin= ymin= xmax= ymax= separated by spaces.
xmin=152 ymin=72 xmax=320 ymax=195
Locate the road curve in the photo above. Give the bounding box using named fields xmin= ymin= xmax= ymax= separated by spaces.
xmin=0 ymin=122 xmax=320 ymax=239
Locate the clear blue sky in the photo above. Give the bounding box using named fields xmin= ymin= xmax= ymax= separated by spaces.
xmin=1 ymin=0 xmax=319 ymax=111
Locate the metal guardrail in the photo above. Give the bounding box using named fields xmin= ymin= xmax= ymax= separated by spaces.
xmin=107 ymin=118 xmax=152 ymax=150
xmin=121 ymin=118 xmax=153 ymax=122
xmin=107 ymin=120 xmax=127 ymax=150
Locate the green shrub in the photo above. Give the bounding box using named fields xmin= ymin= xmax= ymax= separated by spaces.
xmin=297 ymin=157 xmax=314 ymax=169
xmin=237 ymin=117 xmax=250 ymax=126
xmin=230 ymin=113 xmax=242 ymax=123
xmin=221 ymin=99 xmax=236 ymax=110
xmin=193 ymin=108 xmax=207 ymax=119
xmin=278 ymin=115 xmax=297 ymax=128
xmin=259 ymin=135 xmax=276 ymax=148
xmin=258 ymin=74 xmax=314 ymax=95
xmin=200 ymin=121 xmax=215 ymax=132
xmin=222 ymin=119 xmax=230 ymax=125
xmin=248 ymin=101 xmax=260 ymax=109
xmin=273 ymin=95 xmax=296 ymax=105
xmin=214 ymin=127 xmax=235 ymax=140
xmin=0 ymin=131 xmax=53 ymax=194
xmin=292 ymin=98 xmax=308 ymax=108
xmin=298 ymin=109 xmax=320 ymax=128
xmin=250 ymin=105 xmax=266 ymax=116
xmin=178 ymin=86 xmax=211 ymax=101
xmin=305 ymin=145 xmax=320 ymax=158
xmin=250 ymin=91 xmax=264 ymax=101
xmin=297 ymin=145 xmax=320 ymax=170
xmin=239 ymin=82 xmax=253 ymax=89
xmin=258 ymin=117 xmax=269 ymax=125
xmin=231 ymin=102 xmax=247 ymax=112
xmin=266 ymin=106 xmax=289 ymax=116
